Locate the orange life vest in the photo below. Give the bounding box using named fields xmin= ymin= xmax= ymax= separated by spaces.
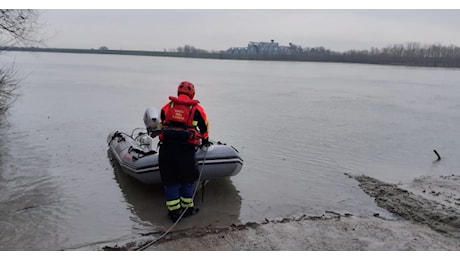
xmin=159 ymin=96 xmax=201 ymax=145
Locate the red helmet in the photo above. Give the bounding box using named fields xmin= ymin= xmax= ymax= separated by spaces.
xmin=177 ymin=81 xmax=195 ymax=98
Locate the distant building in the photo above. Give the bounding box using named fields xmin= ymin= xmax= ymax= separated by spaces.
xmin=226 ymin=40 xmax=303 ymax=55
xmin=247 ymin=40 xmax=279 ymax=54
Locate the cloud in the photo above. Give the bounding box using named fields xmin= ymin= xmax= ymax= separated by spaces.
xmin=39 ymin=9 xmax=460 ymax=52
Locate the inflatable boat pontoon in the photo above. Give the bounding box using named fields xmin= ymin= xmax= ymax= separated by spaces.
xmin=107 ymin=108 xmax=243 ymax=185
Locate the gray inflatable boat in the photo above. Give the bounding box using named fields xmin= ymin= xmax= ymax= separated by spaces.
xmin=107 ymin=107 xmax=243 ymax=184
xmin=107 ymin=130 xmax=243 ymax=184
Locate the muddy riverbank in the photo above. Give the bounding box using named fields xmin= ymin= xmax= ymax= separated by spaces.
xmin=101 ymin=174 xmax=460 ymax=251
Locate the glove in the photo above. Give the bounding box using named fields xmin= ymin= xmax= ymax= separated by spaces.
xmin=201 ymin=138 xmax=212 ymax=148
xmin=148 ymin=129 xmax=160 ymax=138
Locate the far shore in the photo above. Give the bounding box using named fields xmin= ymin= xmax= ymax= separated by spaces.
xmin=2 ymin=46 xmax=460 ymax=69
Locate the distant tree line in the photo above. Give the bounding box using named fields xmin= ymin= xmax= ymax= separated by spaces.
xmin=176 ymin=45 xmax=208 ymax=54
xmin=175 ymin=42 xmax=460 ymax=68
xmin=361 ymin=42 xmax=460 ymax=59
xmin=3 ymin=42 xmax=460 ymax=69
xmin=340 ymin=42 xmax=460 ymax=67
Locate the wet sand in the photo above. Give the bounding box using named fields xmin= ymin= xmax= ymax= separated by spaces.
xmin=104 ymin=174 xmax=460 ymax=251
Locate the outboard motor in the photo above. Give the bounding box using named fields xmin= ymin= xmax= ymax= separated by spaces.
xmin=143 ymin=107 xmax=160 ymax=136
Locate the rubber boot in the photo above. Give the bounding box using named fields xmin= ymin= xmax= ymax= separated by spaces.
xmin=167 ymin=208 xmax=183 ymax=222
xmin=182 ymin=207 xmax=200 ymax=218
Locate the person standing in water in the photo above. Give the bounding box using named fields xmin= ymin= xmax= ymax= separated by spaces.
xmin=157 ymin=81 xmax=211 ymax=222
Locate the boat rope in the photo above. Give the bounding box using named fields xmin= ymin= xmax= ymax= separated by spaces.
xmin=135 ymin=145 xmax=209 ymax=251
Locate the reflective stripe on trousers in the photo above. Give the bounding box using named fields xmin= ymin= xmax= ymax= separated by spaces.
xmin=180 ymin=196 xmax=194 ymax=208
xmin=166 ymin=198 xmax=181 ymax=211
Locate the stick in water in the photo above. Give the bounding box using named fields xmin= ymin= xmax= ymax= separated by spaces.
xmin=433 ymin=149 xmax=441 ymax=161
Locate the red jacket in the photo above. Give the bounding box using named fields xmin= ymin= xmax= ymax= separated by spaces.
xmin=160 ymin=94 xmax=209 ymax=144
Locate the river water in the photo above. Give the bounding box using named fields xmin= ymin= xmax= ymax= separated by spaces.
xmin=1 ymin=52 xmax=459 ymax=250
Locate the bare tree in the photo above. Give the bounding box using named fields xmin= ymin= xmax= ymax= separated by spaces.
xmin=0 ymin=9 xmax=40 ymax=46
xmin=1 ymin=9 xmax=40 ymax=115
xmin=0 ymin=65 xmax=20 ymax=115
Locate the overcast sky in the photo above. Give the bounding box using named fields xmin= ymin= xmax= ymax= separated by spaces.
xmin=29 ymin=6 xmax=460 ymax=52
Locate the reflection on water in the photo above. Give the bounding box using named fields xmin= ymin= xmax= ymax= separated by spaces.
xmin=0 ymin=119 xmax=63 ymax=250
xmin=108 ymin=150 xmax=242 ymax=231
xmin=0 ymin=119 xmax=8 ymax=184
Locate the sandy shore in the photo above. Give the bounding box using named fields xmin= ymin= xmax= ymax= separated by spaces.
xmin=104 ymin=174 xmax=460 ymax=251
